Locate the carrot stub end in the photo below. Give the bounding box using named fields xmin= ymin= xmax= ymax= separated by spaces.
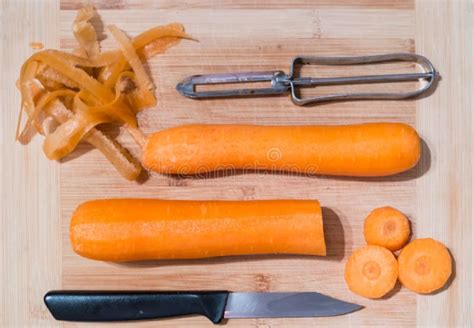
xmin=397 ymin=238 xmax=452 ymax=294
xmin=344 ymin=245 xmax=398 ymax=299
xmin=364 ymin=206 xmax=410 ymax=251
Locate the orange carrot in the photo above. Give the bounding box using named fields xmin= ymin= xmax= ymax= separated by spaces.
xmin=364 ymin=206 xmax=411 ymax=251
xmin=70 ymin=199 xmax=326 ymax=262
xmin=344 ymin=245 xmax=398 ymax=299
xmin=143 ymin=123 xmax=420 ymax=177
xmin=398 ymin=238 xmax=452 ymax=294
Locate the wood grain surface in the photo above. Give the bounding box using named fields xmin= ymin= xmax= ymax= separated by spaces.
xmin=1 ymin=1 xmax=61 ymax=327
xmin=1 ymin=0 xmax=472 ymax=327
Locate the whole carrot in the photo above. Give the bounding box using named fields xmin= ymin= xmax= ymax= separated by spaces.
xmin=143 ymin=123 xmax=420 ymax=177
xmin=70 ymin=199 xmax=326 ymax=262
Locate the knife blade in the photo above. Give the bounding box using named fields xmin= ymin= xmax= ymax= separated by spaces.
xmin=44 ymin=290 xmax=363 ymax=324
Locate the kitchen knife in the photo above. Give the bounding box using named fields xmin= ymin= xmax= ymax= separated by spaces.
xmin=44 ymin=290 xmax=363 ymax=323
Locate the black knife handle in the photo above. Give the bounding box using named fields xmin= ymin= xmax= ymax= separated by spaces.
xmin=44 ymin=290 xmax=229 ymax=324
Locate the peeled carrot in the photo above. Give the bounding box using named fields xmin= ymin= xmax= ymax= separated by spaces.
xmin=70 ymin=199 xmax=326 ymax=262
xmin=364 ymin=206 xmax=411 ymax=251
xmin=398 ymin=238 xmax=452 ymax=294
xmin=143 ymin=123 xmax=420 ymax=177
xmin=344 ymin=245 xmax=398 ymax=299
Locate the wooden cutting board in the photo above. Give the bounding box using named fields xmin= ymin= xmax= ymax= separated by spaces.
xmin=3 ymin=0 xmax=473 ymax=327
xmin=59 ymin=1 xmax=417 ymax=327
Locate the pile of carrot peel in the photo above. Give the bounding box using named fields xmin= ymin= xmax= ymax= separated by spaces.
xmin=16 ymin=5 xmax=192 ymax=180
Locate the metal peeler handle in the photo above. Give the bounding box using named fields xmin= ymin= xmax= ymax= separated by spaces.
xmin=288 ymin=53 xmax=437 ymax=105
xmin=176 ymin=71 xmax=289 ymax=99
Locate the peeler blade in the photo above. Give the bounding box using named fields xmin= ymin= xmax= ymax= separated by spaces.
xmin=288 ymin=53 xmax=438 ymax=105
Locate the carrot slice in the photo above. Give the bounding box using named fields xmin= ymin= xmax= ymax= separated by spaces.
xmin=398 ymin=238 xmax=452 ymax=294
xmin=344 ymin=245 xmax=398 ymax=298
xmin=364 ymin=206 xmax=411 ymax=251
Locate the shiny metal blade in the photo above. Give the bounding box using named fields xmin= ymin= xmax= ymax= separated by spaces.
xmin=224 ymin=292 xmax=362 ymax=319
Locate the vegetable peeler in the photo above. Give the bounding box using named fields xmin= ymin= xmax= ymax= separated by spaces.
xmin=176 ymin=53 xmax=437 ymax=105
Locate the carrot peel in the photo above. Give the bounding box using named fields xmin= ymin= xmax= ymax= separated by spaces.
xmin=16 ymin=5 xmax=191 ymax=180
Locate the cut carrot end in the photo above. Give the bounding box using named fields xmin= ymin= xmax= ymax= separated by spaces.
xmin=364 ymin=206 xmax=410 ymax=251
xmin=398 ymin=238 xmax=452 ymax=294
xmin=70 ymin=199 xmax=326 ymax=261
xmin=344 ymin=245 xmax=398 ymax=299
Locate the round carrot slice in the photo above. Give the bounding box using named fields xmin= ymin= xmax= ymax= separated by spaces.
xmin=398 ymin=238 xmax=452 ymax=294
xmin=344 ymin=245 xmax=398 ymax=299
xmin=364 ymin=206 xmax=410 ymax=251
